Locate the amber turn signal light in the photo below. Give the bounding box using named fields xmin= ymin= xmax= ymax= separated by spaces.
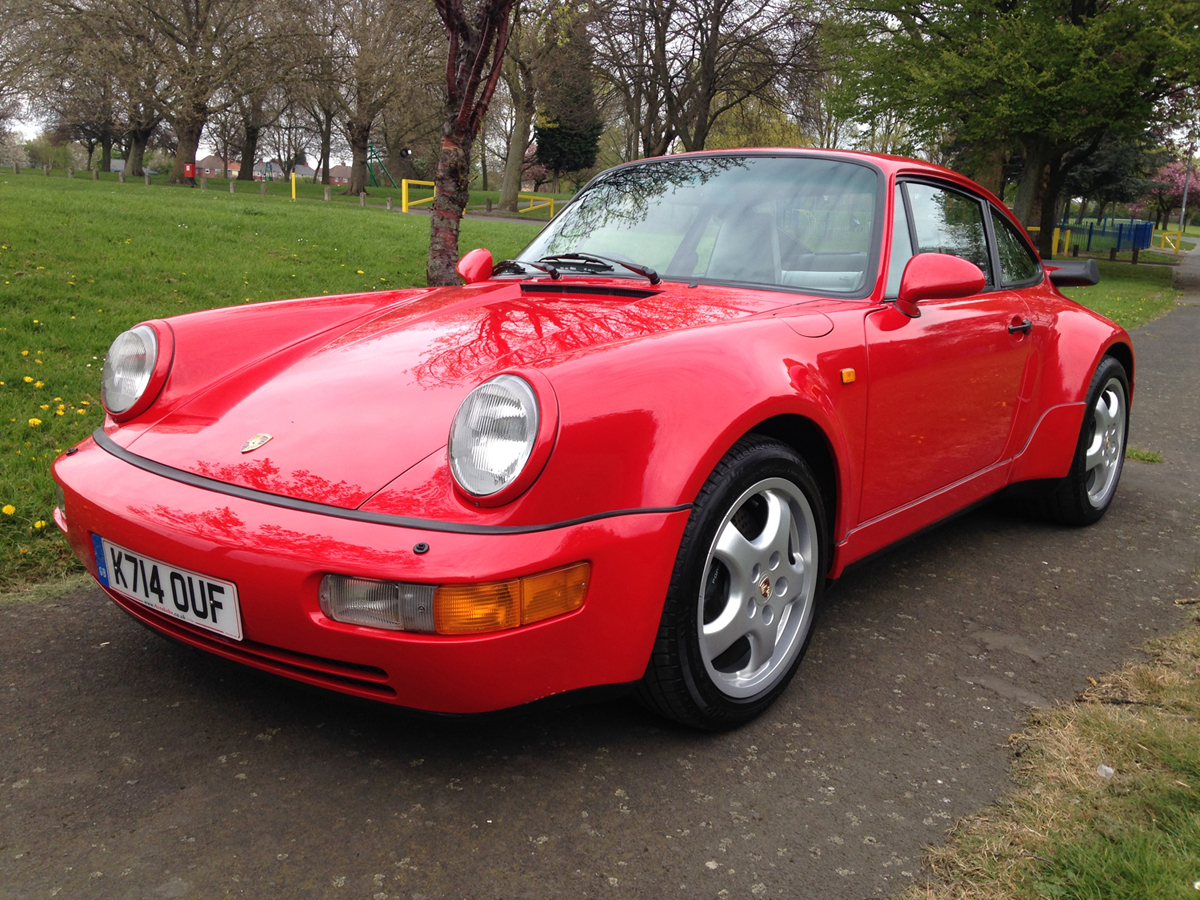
xmin=433 ymin=562 xmax=590 ymax=635
xmin=521 ymin=562 xmax=590 ymax=625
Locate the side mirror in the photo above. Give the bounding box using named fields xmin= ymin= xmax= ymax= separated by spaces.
xmin=895 ymin=253 xmax=987 ymax=317
xmin=457 ymin=248 xmax=493 ymax=284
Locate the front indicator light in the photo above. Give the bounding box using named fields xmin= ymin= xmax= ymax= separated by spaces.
xmin=321 ymin=563 xmax=590 ymax=635
xmin=434 ymin=581 xmax=521 ymax=634
xmin=520 ymin=562 xmax=589 ymax=625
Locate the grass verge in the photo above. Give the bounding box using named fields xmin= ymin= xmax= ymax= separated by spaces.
xmin=0 ymin=172 xmax=543 ymax=587
xmin=1060 ymin=261 xmax=1179 ymax=331
xmin=1125 ymin=447 xmax=1164 ymax=463
xmin=901 ymin=619 xmax=1200 ymax=900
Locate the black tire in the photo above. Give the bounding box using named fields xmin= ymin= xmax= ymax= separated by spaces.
xmin=637 ymin=435 xmax=828 ymax=730
xmin=1025 ymin=355 xmax=1129 ymax=526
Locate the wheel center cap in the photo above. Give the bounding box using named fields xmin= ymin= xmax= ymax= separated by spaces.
xmin=759 ymin=576 xmax=772 ymax=600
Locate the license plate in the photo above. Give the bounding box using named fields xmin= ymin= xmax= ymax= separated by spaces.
xmin=92 ymin=535 xmax=243 ymax=641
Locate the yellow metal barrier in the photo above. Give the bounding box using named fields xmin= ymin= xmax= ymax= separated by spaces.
xmin=1028 ymin=226 xmax=1071 ymax=256
xmin=401 ymin=179 xmax=436 ymax=212
xmin=518 ymin=194 xmax=556 ymax=217
xmin=1154 ymin=231 xmax=1181 ymax=253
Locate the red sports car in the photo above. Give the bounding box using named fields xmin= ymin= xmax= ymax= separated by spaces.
xmin=53 ymin=150 xmax=1129 ymax=729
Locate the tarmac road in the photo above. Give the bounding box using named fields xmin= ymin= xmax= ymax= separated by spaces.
xmin=3 ymin=287 xmax=1199 ymax=900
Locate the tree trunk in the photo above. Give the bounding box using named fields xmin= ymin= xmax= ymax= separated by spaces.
xmin=169 ymin=112 xmax=205 ymax=185
xmin=1076 ymin=195 xmax=1089 ymax=224
xmin=239 ymin=124 xmax=261 ymax=181
xmin=428 ymin=141 xmax=472 ymax=286
xmin=1012 ymin=144 xmax=1049 ymax=226
xmin=101 ymin=137 xmax=113 ymax=172
xmin=1036 ymin=155 xmax=1068 ymax=259
xmin=345 ymin=120 xmax=372 ymax=195
xmin=499 ymin=57 xmax=534 ymax=212
xmin=319 ymin=120 xmax=332 ymax=184
xmin=128 ymin=131 xmax=151 ymax=177
xmin=479 ymin=117 xmax=488 ymax=191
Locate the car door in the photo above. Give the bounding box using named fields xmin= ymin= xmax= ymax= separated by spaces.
xmin=859 ymin=180 xmax=1032 ymax=523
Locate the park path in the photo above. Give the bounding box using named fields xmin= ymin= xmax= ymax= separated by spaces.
xmin=1 ymin=272 xmax=1199 ymax=900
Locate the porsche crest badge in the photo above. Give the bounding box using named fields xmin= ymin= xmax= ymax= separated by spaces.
xmin=759 ymin=577 xmax=772 ymax=600
xmin=240 ymin=433 xmax=273 ymax=454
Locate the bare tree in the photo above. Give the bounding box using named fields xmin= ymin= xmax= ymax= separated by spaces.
xmin=427 ymin=0 xmax=517 ymax=285
xmin=594 ymin=0 xmax=815 ymax=158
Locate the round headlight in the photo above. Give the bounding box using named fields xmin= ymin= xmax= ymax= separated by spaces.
xmin=101 ymin=324 xmax=159 ymax=414
xmin=449 ymin=374 xmax=540 ymax=497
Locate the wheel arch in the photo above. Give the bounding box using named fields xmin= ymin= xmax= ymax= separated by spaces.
xmin=743 ymin=414 xmax=839 ymax=569
xmin=1104 ymin=340 xmax=1135 ymax=397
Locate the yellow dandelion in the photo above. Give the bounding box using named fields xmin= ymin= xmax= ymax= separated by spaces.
xmin=39 ymin=404 xmax=48 ymax=410
xmin=76 ymin=409 xmax=85 ymax=415
xmin=34 ymin=520 xmax=45 ymax=529
xmin=28 ymin=418 xmax=42 ymax=426
xmin=21 ymin=350 xmax=28 ymax=356
xmin=23 ymin=376 xmax=32 ymax=383
xmin=34 ymin=358 xmax=42 ymax=364
xmin=34 ymin=381 xmax=43 ymax=388
xmin=55 ymin=409 xmax=64 ymax=416
xmin=19 ymin=547 xmax=28 ymax=555
xmin=81 ymin=401 xmax=89 ymax=406
xmin=357 ymin=269 xmax=364 ymax=274
xmin=2 ymin=504 xmax=14 ymax=515
xmin=54 ymin=396 xmax=61 ymax=401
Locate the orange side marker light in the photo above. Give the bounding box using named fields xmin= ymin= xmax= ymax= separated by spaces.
xmin=840 ymin=368 xmax=856 ymax=384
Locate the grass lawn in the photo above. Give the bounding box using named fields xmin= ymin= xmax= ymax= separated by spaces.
xmin=1060 ymin=260 xmax=1179 ymax=330
xmin=0 ymin=171 xmax=543 ymax=588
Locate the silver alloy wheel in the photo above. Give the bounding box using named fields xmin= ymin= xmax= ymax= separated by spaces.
xmin=697 ymin=477 xmax=818 ymax=698
xmin=1085 ymin=376 xmax=1126 ymax=508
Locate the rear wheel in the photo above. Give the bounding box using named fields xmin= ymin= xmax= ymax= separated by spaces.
xmin=1027 ymin=355 xmax=1129 ymax=526
xmin=638 ymin=435 xmax=827 ymax=730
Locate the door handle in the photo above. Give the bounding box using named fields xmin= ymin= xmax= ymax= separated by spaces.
xmin=1008 ymin=318 xmax=1033 ymax=334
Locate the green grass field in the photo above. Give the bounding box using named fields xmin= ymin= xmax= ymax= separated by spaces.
xmin=1060 ymin=260 xmax=1180 ymax=330
xmin=0 ymin=172 xmax=1186 ymax=588
xmin=0 ymin=172 xmax=543 ymax=587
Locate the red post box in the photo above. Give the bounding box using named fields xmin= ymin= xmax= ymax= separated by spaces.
xmin=184 ymin=163 xmax=196 ymax=178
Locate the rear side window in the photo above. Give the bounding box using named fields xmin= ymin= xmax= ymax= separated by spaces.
xmin=905 ymin=183 xmax=993 ymax=287
xmin=991 ymin=209 xmax=1041 ymax=285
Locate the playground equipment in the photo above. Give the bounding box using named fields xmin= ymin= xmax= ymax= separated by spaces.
xmin=367 ymin=144 xmax=397 ymax=189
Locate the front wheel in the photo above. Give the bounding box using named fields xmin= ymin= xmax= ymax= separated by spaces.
xmin=637 ymin=436 xmax=827 ymax=730
xmin=1028 ymin=355 xmax=1129 ymax=526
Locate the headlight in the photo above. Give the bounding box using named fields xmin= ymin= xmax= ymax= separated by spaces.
xmin=449 ymin=374 xmax=540 ymax=496
xmin=101 ymin=324 xmax=158 ymax=414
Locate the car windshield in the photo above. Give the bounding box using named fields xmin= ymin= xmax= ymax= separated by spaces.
xmin=517 ymin=155 xmax=879 ymax=294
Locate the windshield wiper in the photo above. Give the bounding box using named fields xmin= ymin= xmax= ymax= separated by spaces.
xmin=493 ymin=259 xmax=560 ymax=280
xmin=538 ymin=253 xmax=661 ymax=285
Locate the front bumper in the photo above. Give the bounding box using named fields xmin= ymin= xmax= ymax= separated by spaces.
xmin=53 ymin=437 xmax=690 ymax=713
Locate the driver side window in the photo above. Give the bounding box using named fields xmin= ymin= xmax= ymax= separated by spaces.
xmin=904 ymin=183 xmax=994 ymax=288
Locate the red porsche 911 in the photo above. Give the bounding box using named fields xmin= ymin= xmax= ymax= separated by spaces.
xmin=53 ymin=150 xmax=1129 ymax=729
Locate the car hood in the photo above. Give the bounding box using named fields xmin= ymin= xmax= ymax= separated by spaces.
xmin=123 ymin=279 xmax=796 ymax=508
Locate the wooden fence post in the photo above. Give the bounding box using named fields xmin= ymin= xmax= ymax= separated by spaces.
xmin=260 ymin=181 xmax=267 ymax=195
xmin=230 ymin=179 xmax=236 ymax=194
xmin=92 ymin=168 xmax=99 ymax=180
xmin=43 ymin=165 xmax=50 ymax=176
xmin=386 ymin=196 xmax=393 ymax=211
xmin=13 ymin=162 xmax=19 ymax=174
xmin=144 ymin=173 xmax=151 ymax=186
xmin=118 ymin=171 xmax=125 ymax=183
xmin=199 ymin=176 xmax=207 ymax=190
xmin=324 ymin=186 xmax=331 ymax=202
xmin=67 ymin=166 xmax=73 ymax=178
xmin=359 ymin=191 xmax=366 ymax=206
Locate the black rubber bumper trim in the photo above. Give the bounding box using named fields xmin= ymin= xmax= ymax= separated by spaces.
xmin=92 ymin=429 xmax=691 ymax=535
